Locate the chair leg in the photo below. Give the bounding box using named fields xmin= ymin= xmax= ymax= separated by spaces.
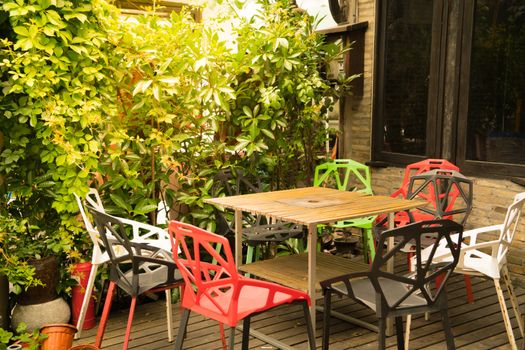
xmin=404 ymin=315 xmax=411 ymax=350
xmin=246 ymin=245 xmax=255 ymax=265
xmin=95 ymin=281 xmax=116 ymax=349
xmin=407 ymin=252 xmax=414 ymax=272
xmin=502 ymin=265 xmax=524 ymax=338
xmin=242 ymin=316 xmax=251 ymax=350
xmin=464 ymin=275 xmax=474 ymax=303
xmin=395 ymin=316 xmax=404 ymax=350
xmin=364 ymin=228 xmax=376 ymax=264
xmin=165 ymin=289 xmax=173 ymax=342
xmin=378 ymin=317 xmax=387 ymax=350
xmin=440 ymin=308 xmax=456 ymax=350
xmin=75 ymin=262 xmax=99 ymax=339
xmin=301 ymin=300 xmax=316 ymax=350
xmin=122 ymin=296 xmax=137 ymax=350
xmin=174 ymin=309 xmax=191 ymax=350
xmin=322 ymin=291 xmax=332 ymax=350
xmin=495 ymin=278 xmax=518 ymax=350
xmin=228 ymin=326 xmax=236 ymax=350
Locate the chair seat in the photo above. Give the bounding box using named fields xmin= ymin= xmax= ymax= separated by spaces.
xmin=184 ymin=279 xmax=303 ymax=326
xmin=121 ymin=264 xmax=182 ymax=295
xmin=333 ymin=277 xmax=428 ymax=311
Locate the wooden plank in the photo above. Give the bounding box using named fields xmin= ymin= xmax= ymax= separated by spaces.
xmin=239 ymin=252 xmax=370 ymax=292
xmin=73 ymin=273 xmax=525 ymax=349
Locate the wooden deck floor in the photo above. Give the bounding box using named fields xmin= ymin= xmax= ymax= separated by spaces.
xmin=73 ymin=273 xmax=525 ymax=349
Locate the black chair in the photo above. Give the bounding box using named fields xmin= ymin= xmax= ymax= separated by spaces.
xmin=88 ymin=207 xmax=184 ymax=350
xmin=320 ymin=219 xmax=463 ymax=350
xmin=406 ymin=169 xmax=473 ymax=228
xmin=212 ymin=168 xmax=304 ymax=263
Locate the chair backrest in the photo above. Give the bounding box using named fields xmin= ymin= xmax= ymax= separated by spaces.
xmin=371 ymin=219 xmax=463 ymax=311
xmin=314 ymin=159 xmax=372 ymax=194
xmin=392 ymin=159 xmax=459 ymax=199
xmin=407 ymin=169 xmax=473 ymax=225
xmin=496 ymin=192 xmax=525 ymax=262
xmin=74 ymin=188 xmax=107 ymax=264
xmin=211 ymin=169 xmax=263 ymax=236
xmin=169 ymin=220 xmax=239 ymax=323
xmin=89 ymin=206 xmax=176 ymax=296
xmin=212 ymin=168 xmax=262 ymax=197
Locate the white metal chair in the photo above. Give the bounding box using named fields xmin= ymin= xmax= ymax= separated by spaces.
xmin=74 ymin=188 xmax=174 ymax=340
xmin=411 ymin=192 xmax=525 ymax=350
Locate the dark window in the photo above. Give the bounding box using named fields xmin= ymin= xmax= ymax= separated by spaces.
xmin=374 ymin=0 xmax=525 ymax=177
xmin=466 ymin=0 xmax=525 ymax=165
xmin=381 ymin=0 xmax=433 ymax=156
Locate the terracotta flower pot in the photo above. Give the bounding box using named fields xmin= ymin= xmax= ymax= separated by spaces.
xmin=40 ymin=324 xmax=77 ymax=350
xmin=69 ymin=345 xmax=100 ymax=350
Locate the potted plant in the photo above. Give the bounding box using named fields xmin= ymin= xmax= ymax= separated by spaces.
xmin=0 ymin=190 xmax=73 ymax=330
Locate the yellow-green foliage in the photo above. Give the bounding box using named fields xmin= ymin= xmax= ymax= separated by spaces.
xmin=0 ymin=0 xmax=351 ymax=288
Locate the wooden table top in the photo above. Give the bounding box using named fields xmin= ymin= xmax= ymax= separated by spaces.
xmin=239 ymin=252 xmax=370 ymax=292
xmin=205 ymin=186 xmax=426 ymax=226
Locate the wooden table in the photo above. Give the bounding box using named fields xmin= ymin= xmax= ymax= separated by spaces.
xmin=205 ymin=187 xmax=425 ymax=338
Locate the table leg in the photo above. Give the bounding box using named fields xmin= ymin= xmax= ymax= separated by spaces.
xmin=386 ymin=212 xmax=395 ymax=336
xmin=235 ymin=210 xmax=243 ymax=269
xmin=307 ymin=223 xmax=317 ymax=332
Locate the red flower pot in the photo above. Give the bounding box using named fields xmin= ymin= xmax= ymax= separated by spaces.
xmin=71 ymin=262 xmax=95 ymax=330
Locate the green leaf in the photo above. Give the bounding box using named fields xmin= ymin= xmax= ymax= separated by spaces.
xmin=242 ymin=105 xmax=252 ymax=118
xmin=13 ymin=26 xmax=29 ymax=36
xmin=110 ymin=193 xmax=132 ymax=212
xmin=133 ymin=203 xmax=158 ymax=215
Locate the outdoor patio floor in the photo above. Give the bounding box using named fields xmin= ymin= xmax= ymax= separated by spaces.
xmin=73 ymin=267 xmax=525 ymax=349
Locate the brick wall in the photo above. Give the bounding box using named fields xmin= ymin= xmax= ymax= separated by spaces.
xmin=341 ymin=0 xmax=525 ymax=286
xmin=340 ymin=0 xmax=376 ymax=162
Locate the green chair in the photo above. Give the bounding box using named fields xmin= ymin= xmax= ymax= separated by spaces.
xmin=314 ymin=159 xmax=376 ymax=262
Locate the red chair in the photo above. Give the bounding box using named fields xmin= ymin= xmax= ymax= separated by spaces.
xmin=168 ymin=220 xmax=316 ymax=350
xmin=390 ymin=159 xmax=460 ymax=226
xmin=391 ymin=159 xmax=459 ymax=199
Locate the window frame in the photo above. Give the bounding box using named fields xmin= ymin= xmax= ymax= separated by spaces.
xmin=372 ymin=0 xmax=525 ymax=178
xmin=456 ymin=0 xmax=525 ymax=177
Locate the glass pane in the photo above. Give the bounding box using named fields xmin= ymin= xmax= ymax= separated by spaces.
xmin=382 ymin=0 xmax=433 ymax=155
xmin=466 ymin=0 xmax=525 ymax=164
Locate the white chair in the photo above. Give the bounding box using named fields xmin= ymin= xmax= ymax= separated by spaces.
xmin=74 ymin=188 xmax=175 ymax=340
xmin=410 ymin=192 xmax=525 ymax=350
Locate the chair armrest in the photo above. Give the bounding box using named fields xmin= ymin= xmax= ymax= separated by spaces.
xmin=461 ymin=224 xmax=502 ymax=245
xmin=419 ymin=238 xmax=500 ymax=268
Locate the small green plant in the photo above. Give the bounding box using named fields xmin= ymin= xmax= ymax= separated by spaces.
xmin=0 ymin=323 xmax=47 ymax=350
xmin=0 ymin=328 xmax=13 ymax=350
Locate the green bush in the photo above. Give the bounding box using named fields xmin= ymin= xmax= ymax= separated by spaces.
xmin=0 ymin=0 xmax=352 ymax=288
